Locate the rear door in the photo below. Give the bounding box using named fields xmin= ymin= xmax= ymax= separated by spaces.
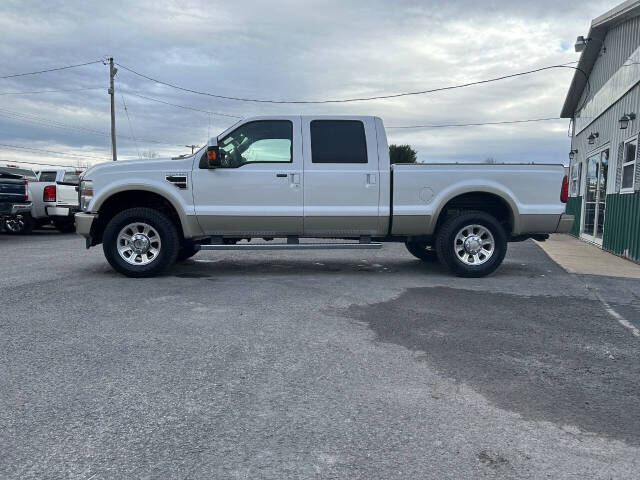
xmin=301 ymin=117 xmax=381 ymax=235
xmin=192 ymin=117 xmax=304 ymax=236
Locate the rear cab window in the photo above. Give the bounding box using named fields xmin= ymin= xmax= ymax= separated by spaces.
xmin=38 ymin=171 xmax=58 ymax=182
xmin=62 ymin=171 xmax=80 ymax=184
xmin=310 ymin=120 xmax=368 ymax=164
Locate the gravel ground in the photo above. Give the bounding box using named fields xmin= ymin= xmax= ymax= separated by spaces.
xmin=1 ymin=229 xmax=639 ymax=479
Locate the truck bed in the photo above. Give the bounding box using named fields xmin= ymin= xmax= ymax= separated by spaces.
xmin=391 ymin=163 xmax=567 ymax=236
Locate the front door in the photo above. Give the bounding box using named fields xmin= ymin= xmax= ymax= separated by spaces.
xmin=301 ymin=117 xmax=380 ymax=236
xmin=191 ymin=118 xmax=303 ymax=236
xmin=581 ymin=148 xmax=609 ymax=244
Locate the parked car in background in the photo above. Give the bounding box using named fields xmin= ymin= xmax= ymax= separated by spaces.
xmin=0 ymin=166 xmax=38 ymax=234
xmin=0 ymin=171 xmax=31 ymax=224
xmin=1 ymin=165 xmax=82 ymax=234
xmin=36 ymin=168 xmax=82 ymax=232
xmin=75 ymin=115 xmax=573 ymax=277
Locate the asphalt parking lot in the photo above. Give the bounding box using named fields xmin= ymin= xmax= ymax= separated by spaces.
xmin=1 ymin=230 xmax=639 ymax=479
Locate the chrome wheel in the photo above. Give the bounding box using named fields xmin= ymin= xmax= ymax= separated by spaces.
xmin=116 ymin=222 xmax=162 ymax=266
xmin=4 ymin=215 xmax=24 ymax=233
xmin=454 ymin=224 xmax=494 ymax=266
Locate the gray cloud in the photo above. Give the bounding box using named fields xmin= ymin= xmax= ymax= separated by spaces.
xmin=0 ymin=0 xmax=619 ymax=166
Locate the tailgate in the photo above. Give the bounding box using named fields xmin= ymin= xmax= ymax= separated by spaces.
xmin=0 ymin=179 xmax=27 ymax=203
xmin=56 ymin=182 xmax=79 ymax=206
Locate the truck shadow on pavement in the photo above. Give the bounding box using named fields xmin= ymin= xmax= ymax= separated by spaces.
xmin=335 ymin=286 xmax=640 ymax=446
xmin=167 ymin=257 xmax=554 ymax=280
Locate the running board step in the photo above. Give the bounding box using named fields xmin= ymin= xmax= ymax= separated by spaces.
xmin=197 ymin=242 xmax=383 ymax=251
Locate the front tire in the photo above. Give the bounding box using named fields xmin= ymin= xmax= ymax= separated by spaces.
xmin=435 ymin=211 xmax=507 ymax=278
xmin=102 ymin=207 xmax=179 ymax=277
xmin=177 ymin=244 xmax=199 ymax=261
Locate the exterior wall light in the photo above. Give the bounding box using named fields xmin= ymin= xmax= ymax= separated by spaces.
xmin=575 ymin=36 xmax=588 ymax=52
xmin=588 ymin=132 xmax=599 ymax=145
xmin=619 ymin=113 xmax=636 ymax=130
xmin=569 ymin=149 xmax=578 ymax=160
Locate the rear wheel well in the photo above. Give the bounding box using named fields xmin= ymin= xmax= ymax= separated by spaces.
xmin=92 ymin=190 xmax=184 ymax=245
xmin=436 ymin=192 xmax=513 ymax=235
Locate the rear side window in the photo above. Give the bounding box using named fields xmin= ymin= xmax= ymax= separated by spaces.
xmin=39 ymin=171 xmax=57 ymax=182
xmin=310 ymin=120 xmax=368 ymax=164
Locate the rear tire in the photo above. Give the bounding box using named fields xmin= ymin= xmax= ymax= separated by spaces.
xmin=102 ymin=207 xmax=179 ymax=277
xmin=405 ymin=241 xmax=438 ymax=262
xmin=435 ymin=211 xmax=507 ymax=278
xmin=3 ymin=213 xmax=34 ymax=235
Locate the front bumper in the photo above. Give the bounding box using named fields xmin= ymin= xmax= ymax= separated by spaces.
xmin=46 ymin=205 xmax=79 ymax=217
xmin=75 ymin=212 xmax=97 ymax=246
xmin=556 ymin=214 xmax=575 ymax=234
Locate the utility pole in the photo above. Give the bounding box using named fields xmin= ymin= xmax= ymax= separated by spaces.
xmin=108 ymin=57 xmax=118 ymax=161
xmin=185 ymin=144 xmax=199 ymax=154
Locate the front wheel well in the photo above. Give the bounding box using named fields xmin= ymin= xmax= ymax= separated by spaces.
xmin=92 ymin=190 xmax=184 ymax=245
xmin=435 ymin=192 xmax=514 ymax=235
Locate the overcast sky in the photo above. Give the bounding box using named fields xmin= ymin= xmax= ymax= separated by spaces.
xmin=0 ymin=0 xmax=618 ymax=168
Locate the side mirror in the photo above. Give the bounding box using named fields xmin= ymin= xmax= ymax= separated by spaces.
xmin=207 ymin=145 xmax=221 ymax=168
xmin=200 ymin=137 xmax=221 ymax=169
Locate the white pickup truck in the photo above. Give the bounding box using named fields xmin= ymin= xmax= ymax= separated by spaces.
xmin=75 ymin=116 xmax=573 ymax=278
xmin=1 ymin=166 xmax=81 ymax=233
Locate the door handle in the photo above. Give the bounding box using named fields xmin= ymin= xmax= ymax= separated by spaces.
xmin=276 ymin=173 xmax=287 ymax=178
xmin=366 ymin=173 xmax=377 ymax=185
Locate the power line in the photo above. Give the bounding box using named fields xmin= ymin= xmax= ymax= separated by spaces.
xmin=0 ymin=60 xmax=103 ymax=79
xmin=0 ymin=86 xmax=104 ymax=96
xmin=0 ymin=159 xmax=78 ymax=168
xmin=117 ymin=83 xmax=141 ymax=157
xmin=116 ymin=61 xmax=583 ymax=104
xmin=387 ymin=117 xmax=563 ymax=129
xmin=0 ymin=143 xmax=110 ymax=160
xmin=126 ymin=92 xmax=242 ymax=118
xmin=0 ymin=107 xmax=181 ymax=146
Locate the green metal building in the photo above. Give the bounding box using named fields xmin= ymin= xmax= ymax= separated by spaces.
xmin=561 ymin=0 xmax=640 ymax=262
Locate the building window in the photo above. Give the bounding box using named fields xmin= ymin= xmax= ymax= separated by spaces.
xmin=570 ymin=162 xmax=582 ymax=196
xmin=621 ymin=137 xmax=637 ymax=192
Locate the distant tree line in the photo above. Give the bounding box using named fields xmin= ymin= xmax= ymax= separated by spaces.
xmin=389 ymin=144 xmax=417 ymax=164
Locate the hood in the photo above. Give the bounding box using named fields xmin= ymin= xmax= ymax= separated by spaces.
xmin=82 ymin=156 xmax=194 ymax=179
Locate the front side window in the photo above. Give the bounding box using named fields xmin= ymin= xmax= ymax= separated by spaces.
xmin=217 ymin=120 xmax=292 ymax=168
xmin=310 ymin=120 xmax=367 ymax=164
xmin=621 ymin=137 xmax=637 ymax=191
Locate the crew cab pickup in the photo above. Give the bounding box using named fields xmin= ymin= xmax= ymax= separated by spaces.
xmin=0 ymin=172 xmax=31 ymax=222
xmin=75 ymin=115 xmax=573 ymax=278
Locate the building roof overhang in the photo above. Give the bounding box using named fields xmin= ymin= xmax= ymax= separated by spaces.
xmin=560 ymin=0 xmax=640 ymax=118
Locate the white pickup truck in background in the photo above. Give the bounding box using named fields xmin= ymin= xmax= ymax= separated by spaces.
xmin=75 ymin=115 xmax=573 ymax=278
xmin=1 ymin=166 xmax=81 ymax=233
